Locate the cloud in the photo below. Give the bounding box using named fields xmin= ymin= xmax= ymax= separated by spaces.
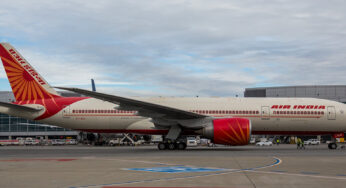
xmin=0 ymin=0 xmax=346 ymax=96
xmin=0 ymin=64 xmax=6 ymax=79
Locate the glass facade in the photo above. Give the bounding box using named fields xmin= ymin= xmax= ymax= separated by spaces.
xmin=0 ymin=113 xmax=71 ymax=132
xmin=0 ymin=91 xmax=79 ymax=140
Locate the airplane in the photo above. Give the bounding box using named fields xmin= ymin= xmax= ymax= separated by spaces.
xmin=0 ymin=43 xmax=345 ymax=150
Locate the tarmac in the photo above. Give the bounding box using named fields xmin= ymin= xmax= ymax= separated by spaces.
xmin=0 ymin=144 xmax=346 ymax=188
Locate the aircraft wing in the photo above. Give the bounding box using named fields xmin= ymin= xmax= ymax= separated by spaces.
xmin=0 ymin=101 xmax=43 ymax=112
xmin=55 ymin=87 xmax=207 ymax=120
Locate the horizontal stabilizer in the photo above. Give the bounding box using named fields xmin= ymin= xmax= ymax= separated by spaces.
xmin=0 ymin=101 xmax=43 ymax=112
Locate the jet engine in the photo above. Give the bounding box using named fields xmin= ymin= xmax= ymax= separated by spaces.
xmin=198 ymin=118 xmax=251 ymax=146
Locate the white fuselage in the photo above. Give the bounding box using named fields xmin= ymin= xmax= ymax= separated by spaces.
xmin=34 ymin=97 xmax=346 ymax=135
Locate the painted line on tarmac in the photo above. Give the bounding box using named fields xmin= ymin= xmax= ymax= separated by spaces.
xmin=125 ymin=166 xmax=227 ymax=173
xmin=70 ymin=157 xmax=282 ymax=188
xmin=0 ymin=158 xmax=77 ymax=162
xmin=96 ymin=158 xmax=179 ymax=166
xmin=245 ymin=170 xmax=346 ymax=181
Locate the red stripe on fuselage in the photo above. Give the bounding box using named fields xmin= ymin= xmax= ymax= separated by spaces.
xmin=77 ymin=129 xmax=169 ymax=134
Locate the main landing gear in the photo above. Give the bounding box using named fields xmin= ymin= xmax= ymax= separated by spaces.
xmin=158 ymin=141 xmax=187 ymax=150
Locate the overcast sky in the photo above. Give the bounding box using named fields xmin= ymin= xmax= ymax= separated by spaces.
xmin=0 ymin=0 xmax=345 ymax=97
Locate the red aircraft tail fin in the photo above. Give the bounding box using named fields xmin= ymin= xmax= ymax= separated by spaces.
xmin=0 ymin=43 xmax=61 ymax=102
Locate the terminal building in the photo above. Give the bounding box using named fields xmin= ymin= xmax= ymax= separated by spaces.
xmin=0 ymin=91 xmax=80 ymax=140
xmin=244 ymin=85 xmax=346 ymax=103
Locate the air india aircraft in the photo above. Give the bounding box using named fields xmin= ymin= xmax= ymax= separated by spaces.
xmin=0 ymin=43 xmax=345 ymax=150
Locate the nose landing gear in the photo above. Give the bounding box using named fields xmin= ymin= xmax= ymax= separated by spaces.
xmin=328 ymin=143 xmax=337 ymax=149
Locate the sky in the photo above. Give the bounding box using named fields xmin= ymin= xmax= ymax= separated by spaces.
xmin=0 ymin=0 xmax=346 ymax=97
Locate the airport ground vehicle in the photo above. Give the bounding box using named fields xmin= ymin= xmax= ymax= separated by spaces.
xmin=51 ymin=139 xmax=65 ymax=145
xmin=108 ymin=139 xmax=120 ymax=146
xmin=256 ymin=141 xmax=273 ymax=146
xmin=66 ymin=139 xmax=77 ymax=145
xmin=187 ymin=139 xmax=198 ymax=147
xmin=24 ymin=138 xmax=39 ymax=145
xmin=249 ymin=138 xmax=256 ymax=144
xmin=0 ymin=43 xmax=345 ymax=150
xmin=304 ymin=139 xmax=321 ymax=145
xmin=151 ymin=135 xmax=163 ymax=143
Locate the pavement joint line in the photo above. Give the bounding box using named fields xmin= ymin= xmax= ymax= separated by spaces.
xmin=300 ymin=171 xmax=320 ymax=175
xmin=71 ymin=157 xmax=282 ymax=188
xmin=270 ymin=170 xmax=287 ymax=173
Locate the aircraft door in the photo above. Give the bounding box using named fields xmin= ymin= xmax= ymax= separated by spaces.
xmin=327 ymin=106 xmax=336 ymax=120
xmin=62 ymin=105 xmax=70 ymax=118
xmin=261 ymin=106 xmax=270 ymax=120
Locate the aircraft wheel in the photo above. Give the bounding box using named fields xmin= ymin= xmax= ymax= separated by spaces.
xmin=177 ymin=142 xmax=187 ymax=150
xmin=329 ymin=143 xmax=337 ymax=149
xmin=158 ymin=142 xmax=166 ymax=150
xmin=168 ymin=143 xmax=176 ymax=150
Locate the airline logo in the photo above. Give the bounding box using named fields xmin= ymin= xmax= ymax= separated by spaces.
xmin=8 ymin=49 xmax=46 ymax=85
xmin=0 ymin=44 xmax=59 ymax=101
xmin=333 ymin=133 xmax=344 ymax=138
xmin=271 ymin=105 xmax=326 ymax=109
